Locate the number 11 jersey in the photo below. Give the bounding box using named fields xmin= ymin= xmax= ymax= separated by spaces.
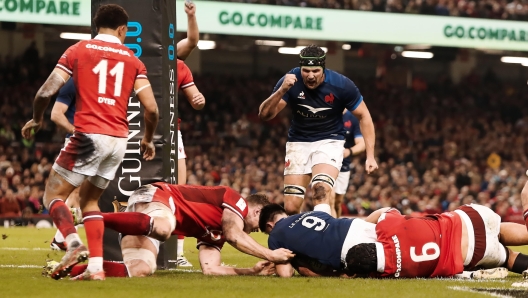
xmin=56 ymin=34 xmax=148 ymax=138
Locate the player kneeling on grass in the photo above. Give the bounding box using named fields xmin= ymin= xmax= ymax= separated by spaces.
xmin=260 ymin=203 xmax=528 ymax=279
xmin=45 ymin=183 xmax=293 ymax=278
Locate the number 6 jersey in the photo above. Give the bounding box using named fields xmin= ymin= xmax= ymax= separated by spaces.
xmin=56 ymin=34 xmax=148 ymax=138
xmin=374 ymin=209 xmax=464 ymax=278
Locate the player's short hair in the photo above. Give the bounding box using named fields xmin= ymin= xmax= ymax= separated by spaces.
xmin=93 ymin=4 xmax=129 ymax=30
xmin=246 ymin=193 xmax=270 ymax=207
xmin=299 ymin=44 xmax=326 ymax=69
xmin=345 ymin=243 xmax=378 ymax=275
xmin=258 ymin=204 xmax=286 ymax=233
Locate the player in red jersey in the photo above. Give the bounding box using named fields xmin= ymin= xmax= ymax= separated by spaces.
xmin=22 ymin=4 xmax=159 ymax=281
xmin=346 ymin=204 xmax=528 ymax=278
xmin=60 ymin=183 xmax=293 ymax=277
xmin=174 ymin=58 xmax=205 ymax=267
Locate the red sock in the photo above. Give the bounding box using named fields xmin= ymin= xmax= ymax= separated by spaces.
xmin=83 ymin=211 xmax=104 ymax=258
xmin=103 ymin=212 xmax=152 ymax=236
xmin=178 ymin=235 xmax=184 ymax=240
xmin=71 ymin=261 xmax=128 ymax=278
xmin=49 ymin=199 xmax=76 ymax=237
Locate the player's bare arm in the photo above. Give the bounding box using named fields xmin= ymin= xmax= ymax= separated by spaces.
xmin=176 ymin=1 xmax=199 ymax=60
xmin=198 ymin=245 xmax=275 ymax=276
xmin=521 ymin=180 xmax=528 ymax=223
xmin=364 ymin=207 xmax=391 ymax=224
xmin=135 ymin=79 xmax=159 ymax=160
xmin=351 ymin=101 xmax=378 ymax=174
xmin=50 ymin=101 xmax=75 ymax=135
xmin=222 ymin=208 xmax=295 ymax=263
xmin=182 ymin=85 xmax=205 ymax=110
xmin=22 ymin=69 xmax=70 ymax=139
xmin=258 ymin=74 xmax=295 ymax=121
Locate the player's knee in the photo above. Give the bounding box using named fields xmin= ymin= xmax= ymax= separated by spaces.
xmin=283 ymin=185 xmax=306 ymax=215
xmin=284 ymin=199 xmax=301 ymax=215
xmin=126 ymin=260 xmax=155 ymax=277
xmin=123 ymin=249 xmax=157 ymax=277
xmin=151 ymin=218 xmax=172 ymax=241
xmin=310 ymin=174 xmax=335 ymax=194
xmin=522 ymin=182 xmax=528 ymax=199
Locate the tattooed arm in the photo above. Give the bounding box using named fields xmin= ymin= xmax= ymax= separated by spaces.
xmin=221 ymin=208 xmax=294 ymax=263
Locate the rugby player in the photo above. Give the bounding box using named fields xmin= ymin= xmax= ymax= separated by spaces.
xmin=259 ymin=202 xmax=528 ymax=278
xmin=332 ymin=110 xmax=365 ymax=217
xmin=53 ymin=183 xmax=293 ymax=278
xmin=47 ymin=2 xmax=201 ymax=267
xmin=22 ymin=4 xmax=159 ymax=280
xmin=259 ymin=45 xmax=377 ymax=215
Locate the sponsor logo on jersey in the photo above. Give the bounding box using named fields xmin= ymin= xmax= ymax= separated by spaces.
xmin=344 ymin=120 xmax=352 ymax=128
xmin=324 ymin=93 xmax=335 ymax=104
xmin=298 ymin=104 xmax=331 ymax=114
xmin=285 ymin=159 xmax=291 ymax=168
xmin=298 ymin=91 xmax=305 ymax=99
xmin=236 ymin=198 xmax=247 ymax=211
xmin=392 ymin=235 xmax=402 ymax=277
xmin=85 ymin=44 xmax=131 ymax=57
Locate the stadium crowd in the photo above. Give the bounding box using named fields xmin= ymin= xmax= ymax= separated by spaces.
xmin=1 ymin=51 xmax=527 ymax=225
xmin=214 ymin=0 xmax=528 ymax=20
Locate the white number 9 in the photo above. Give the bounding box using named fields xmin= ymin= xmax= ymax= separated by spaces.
xmin=410 ymin=242 xmax=440 ymax=262
xmin=302 ymin=216 xmax=326 ymax=231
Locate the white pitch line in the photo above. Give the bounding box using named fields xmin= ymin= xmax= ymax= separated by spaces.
xmin=0 ymin=247 xmax=48 ymax=251
xmin=449 ymin=286 xmax=512 ymax=298
xmin=0 ymin=265 xmax=41 ymax=269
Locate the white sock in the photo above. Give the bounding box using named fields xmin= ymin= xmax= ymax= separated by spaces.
xmin=313 ymin=203 xmax=332 ymax=215
xmin=54 ymin=230 xmax=65 ymax=243
xmin=87 ymin=257 xmax=103 ymax=272
xmin=54 ymin=226 xmax=77 ymax=243
xmin=64 ymin=233 xmax=82 ymax=248
xmin=453 ymin=271 xmax=473 ymax=279
xmin=177 ymin=238 xmax=185 ymax=256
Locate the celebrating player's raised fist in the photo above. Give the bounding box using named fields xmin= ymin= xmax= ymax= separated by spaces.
xmin=280 ymin=74 xmax=297 ymax=93
xmin=184 ymin=1 xmax=195 ymax=16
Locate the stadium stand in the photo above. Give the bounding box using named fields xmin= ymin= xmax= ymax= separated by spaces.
xmin=1 ymin=51 xmax=527 ymax=225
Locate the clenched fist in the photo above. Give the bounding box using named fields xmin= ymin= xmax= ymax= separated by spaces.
xmin=280 ymin=74 xmax=297 ymax=93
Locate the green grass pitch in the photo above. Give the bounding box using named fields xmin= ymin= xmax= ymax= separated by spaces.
xmin=1 ymin=227 xmax=528 ymax=298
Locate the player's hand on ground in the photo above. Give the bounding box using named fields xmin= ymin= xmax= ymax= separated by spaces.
xmin=365 ymin=157 xmax=378 ymax=174
xmin=140 ymin=139 xmax=156 ymax=161
xmin=21 ymin=119 xmax=41 ymax=139
xmin=253 ymin=261 xmax=276 ymax=276
xmin=268 ymin=248 xmax=295 ymax=263
xmin=184 ymin=1 xmax=196 ymax=16
xmin=192 ymin=93 xmax=205 ymax=109
xmin=280 ymin=74 xmax=297 ymax=93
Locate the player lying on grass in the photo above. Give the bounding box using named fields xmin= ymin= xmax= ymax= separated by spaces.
xmin=260 ymin=203 xmax=528 ymax=279
xmin=45 ymin=183 xmax=293 ymax=278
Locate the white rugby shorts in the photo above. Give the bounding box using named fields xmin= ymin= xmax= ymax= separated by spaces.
xmin=284 ymin=139 xmax=345 ymax=175
xmin=177 ymin=130 xmax=186 ymax=160
xmin=53 ymin=132 xmax=127 ymax=189
xmin=334 ymin=171 xmax=351 ymax=195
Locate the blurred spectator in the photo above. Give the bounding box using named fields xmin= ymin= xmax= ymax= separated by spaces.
xmin=0 ymin=189 xmax=22 ymax=217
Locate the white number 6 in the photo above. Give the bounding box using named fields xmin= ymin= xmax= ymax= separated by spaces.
xmin=410 ymin=242 xmax=440 ymax=262
xmin=302 ymin=216 xmax=326 ymax=231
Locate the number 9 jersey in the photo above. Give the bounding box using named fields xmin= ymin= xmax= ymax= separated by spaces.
xmin=375 ymin=209 xmax=464 ymax=278
xmin=56 ymin=34 xmax=148 ymax=138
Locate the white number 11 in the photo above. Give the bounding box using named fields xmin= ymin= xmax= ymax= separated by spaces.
xmin=92 ymin=59 xmax=124 ymax=97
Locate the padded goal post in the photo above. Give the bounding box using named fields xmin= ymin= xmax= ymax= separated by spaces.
xmin=90 ymin=0 xmax=178 ymax=269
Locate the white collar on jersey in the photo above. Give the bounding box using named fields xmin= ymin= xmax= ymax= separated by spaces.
xmin=93 ymin=34 xmax=122 ymax=44
xmin=375 ymin=242 xmax=385 ymax=273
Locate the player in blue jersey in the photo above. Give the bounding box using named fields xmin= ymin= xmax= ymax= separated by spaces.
xmin=259 ymin=45 xmax=378 ymax=215
xmin=259 ymin=203 xmax=384 ymax=277
xmin=332 ymin=110 xmax=365 ymax=217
